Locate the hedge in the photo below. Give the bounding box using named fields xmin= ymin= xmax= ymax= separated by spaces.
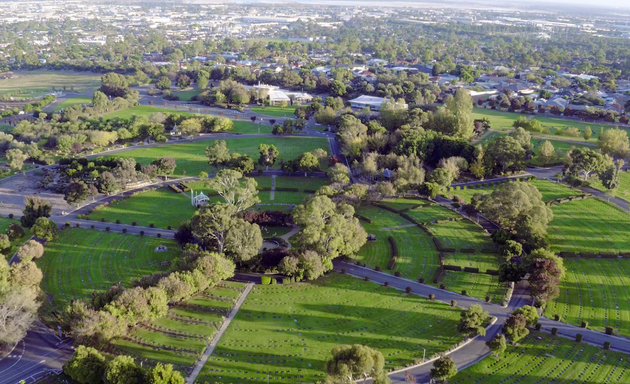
xmin=354 ymin=214 xmax=372 ymax=224
xmin=432 ymin=265 xmax=444 ymax=284
xmin=463 ymin=267 xmax=480 ymax=273
xmin=461 ymin=248 xmax=476 ymax=254
xmin=485 ymin=269 xmax=499 ymax=276
xmin=387 ymin=236 xmax=398 ymax=270
xmin=275 ymin=187 xmax=299 ymax=192
xmin=168 ymin=184 xmax=182 ymax=193
xmin=481 ymin=248 xmax=500 ymax=254
xmin=373 ymin=202 xmax=400 ymax=214
xmin=261 ymin=276 xmax=272 ymax=285
xmin=400 ymin=212 xmax=420 ymax=225
xmin=443 ymin=265 xmax=462 ymax=271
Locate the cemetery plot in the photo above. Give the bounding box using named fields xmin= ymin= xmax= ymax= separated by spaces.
xmin=108 ymin=137 xmax=329 ymax=176
xmin=37 ymin=229 xmax=180 ymax=310
xmin=548 ymin=258 xmax=630 ymax=337
xmin=378 ymin=198 xmax=427 ymax=212
xmin=547 ymin=199 xmax=630 ymax=254
xmin=441 ymin=271 xmax=509 ymax=303
xmin=450 ymin=331 xmax=630 ymax=384
xmin=448 ymin=179 xmax=578 ymax=204
xmin=112 ymin=282 xmax=247 ymax=375
xmin=591 ymin=171 xmax=630 ymax=202
xmin=196 ymin=273 xmax=463 ymax=384
xmin=354 ymin=205 xmax=440 ymax=281
xmin=403 ymin=203 xmax=459 ymax=224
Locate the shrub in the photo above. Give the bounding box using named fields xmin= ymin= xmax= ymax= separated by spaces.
xmin=551 ymin=327 xmax=558 ymax=336
xmin=554 ymin=314 xmax=561 ymax=321
xmin=451 ymin=300 xmax=457 ymax=307
xmin=581 ymin=321 xmax=588 ymax=328
xmin=604 ymin=341 xmax=611 ymax=350
xmin=395 ymin=271 xmax=401 ymax=277
xmin=535 ymin=323 xmax=542 ymax=331
xmin=341 ymin=268 xmax=346 ymax=274
xmin=461 ymin=290 xmax=467 ymax=296
xmin=375 ymin=265 xmax=381 ymax=272
xmin=605 ymin=326 xmax=614 ymax=335
xmin=418 ymin=277 xmax=425 ymax=284
xmin=282 ymin=277 xmax=292 ymax=284
xmin=122 ymin=228 xmax=127 ymax=234
xmin=106 ymin=227 xmax=110 ymax=232
xmin=75 ymin=223 xmax=80 ymax=228
xmin=132 ymin=221 xmax=137 ymax=226
xmin=384 ymin=281 xmax=389 ymax=287
xmin=271 ymin=278 xmax=277 ymax=285
xmin=157 ymin=233 xmax=161 ymax=238
xmin=485 ymin=296 xmax=491 ymax=302
xmin=140 ymin=231 xmax=144 ymax=236
xmin=91 ymin=225 xmax=95 ymax=229
xmin=65 ymin=222 xmax=70 ymax=227
xmin=150 ymin=223 xmax=155 ymax=228
xmin=116 ymin=219 xmax=121 ymax=224
xmin=440 ymin=283 xmax=446 ymax=289
xmin=167 ymin=225 xmax=172 ymax=230
xmin=261 ymin=276 xmax=271 ymax=285
xmin=101 ymin=218 xmax=106 ymax=222
xmin=364 ymin=275 xmax=370 ymax=281
xmin=8 ymin=214 xmax=13 ymax=218
xmin=406 ymin=287 xmax=412 ymax=293
xmin=576 ymin=333 xmax=583 ymax=343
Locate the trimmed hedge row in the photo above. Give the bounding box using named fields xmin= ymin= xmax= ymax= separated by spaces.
xmin=275 ymin=187 xmax=299 ymax=192
xmin=373 ymin=202 xmax=401 ymax=214
xmin=169 ymin=184 xmax=182 ymax=193
xmin=559 ymin=251 xmax=624 ymax=259
xmin=178 ymin=182 xmax=191 ymax=192
xmin=355 ymin=214 xmax=372 ymax=224
xmin=461 ymin=248 xmax=475 ymax=254
xmin=387 ymin=236 xmax=398 ymax=270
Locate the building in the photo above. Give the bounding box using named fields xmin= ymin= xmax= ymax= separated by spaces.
xmin=348 ymin=95 xmax=407 ymax=111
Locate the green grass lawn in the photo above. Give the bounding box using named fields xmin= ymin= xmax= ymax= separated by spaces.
xmin=113 ymin=282 xmax=247 ymax=373
xmin=450 ymin=331 xmax=630 ymax=384
xmin=175 ymin=89 xmax=203 ymax=101
xmin=0 ymin=217 xmax=30 ymax=259
xmin=53 ymin=96 xmax=92 ymax=111
xmin=404 ymin=203 xmax=459 ymax=223
xmin=379 ymin=198 xmax=426 ymax=212
xmin=197 ymin=273 xmax=465 ymax=384
xmin=0 ymin=124 xmax=12 ymax=132
xmin=0 ymin=70 xmax=101 ymax=93
xmin=107 ymin=137 xmax=329 ymax=176
xmin=472 ymin=108 xmax=618 ymax=139
xmin=250 ymin=105 xmax=298 ymax=117
xmin=548 ymin=258 xmax=630 ymax=336
xmin=102 ymin=105 xmax=197 ymax=120
xmin=548 ymin=198 xmax=630 ymax=254
xmin=37 ymin=229 xmax=180 ymax=310
xmin=441 ymin=271 xmax=508 ymax=303
xmin=449 ymin=180 xmax=579 ymax=204
xmin=354 ymin=206 xmax=440 ymax=281
xmin=590 ymin=171 xmax=630 ymax=202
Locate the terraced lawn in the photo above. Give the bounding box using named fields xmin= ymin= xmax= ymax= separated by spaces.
xmin=113 ymin=281 xmax=247 ymax=375
xmin=108 ymin=137 xmax=329 ymax=176
xmin=450 ymin=331 xmax=630 ymax=384
xmin=449 ymin=179 xmax=580 ymax=204
xmin=404 ymin=203 xmax=459 ymax=224
xmin=547 ymin=258 xmax=630 ymax=337
xmin=354 ymin=206 xmax=440 ymax=281
xmin=441 ymin=271 xmax=509 ymax=303
xmin=547 ymin=199 xmax=630 ymax=254
xmin=197 ymin=273 xmax=464 ymax=384
xmin=379 ymin=198 xmax=426 ymax=212
xmin=37 ymin=229 xmax=180 ymax=310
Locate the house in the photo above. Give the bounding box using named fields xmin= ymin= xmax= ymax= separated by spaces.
xmin=267 ymin=89 xmax=291 ymax=106
xmin=348 ymin=95 xmax=407 ymax=111
xmin=286 ymin=91 xmax=313 ymax=104
xmin=544 ymin=97 xmax=569 ymax=109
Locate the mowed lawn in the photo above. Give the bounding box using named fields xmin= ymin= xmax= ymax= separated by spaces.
xmin=548 ymin=258 xmax=630 ymax=336
xmin=107 ymin=137 xmax=329 ymax=176
xmin=174 ymin=89 xmax=203 ymax=101
xmin=441 ymin=271 xmax=508 ymax=303
xmin=113 ymin=282 xmax=246 ymax=372
xmin=0 ymin=70 xmax=101 ymax=93
xmin=450 ymin=331 xmax=630 ymax=384
xmin=547 ymin=199 xmax=630 ymax=254
xmin=53 ymin=96 xmax=92 ymax=111
xmin=590 ymin=171 xmax=630 ymax=201
xmin=37 ymin=229 xmax=180 ymax=309
xmin=354 ymin=205 xmax=440 ymax=281
xmin=251 ymin=105 xmax=297 ymax=117
xmin=198 ymin=273 xmax=464 ymax=384
xmin=449 ymin=179 xmax=580 ymax=204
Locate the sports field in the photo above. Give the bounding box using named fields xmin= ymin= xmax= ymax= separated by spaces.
xmin=113 ymin=281 xmax=247 ymax=372
xmin=250 ymin=105 xmax=298 ymax=117
xmin=548 ymin=258 xmax=630 ymax=337
xmin=354 ymin=205 xmax=441 ymax=281
xmin=53 ymin=96 xmax=92 ymax=111
xmin=197 ymin=273 xmax=464 ymax=384
xmin=107 ymin=137 xmax=329 ymax=176
xmin=37 ymin=229 xmax=180 ymax=309
xmin=449 ymin=179 xmax=579 ymax=204
xmin=547 ymin=199 xmax=630 ymax=254
xmin=450 ymin=331 xmax=630 ymax=384
xmin=0 ymin=70 xmax=101 ymax=93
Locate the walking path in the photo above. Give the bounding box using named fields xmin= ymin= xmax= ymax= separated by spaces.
xmin=186 ymin=282 xmax=254 ymax=384
xmin=381 ymin=223 xmax=417 ymax=231
xmin=270 ymin=175 xmax=276 ymax=201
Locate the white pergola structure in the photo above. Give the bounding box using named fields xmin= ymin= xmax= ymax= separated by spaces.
xmin=191 ymin=190 xmax=209 ymax=207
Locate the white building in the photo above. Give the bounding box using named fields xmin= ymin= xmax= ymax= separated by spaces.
xmin=348 ymin=95 xmax=407 ymax=111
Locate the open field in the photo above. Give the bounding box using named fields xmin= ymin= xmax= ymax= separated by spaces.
xmin=450 ymin=331 xmax=630 ymax=384
xmin=174 ymin=89 xmax=203 ymax=101
xmin=113 ymin=282 xmax=246 ymax=373
xmin=197 ymin=273 xmax=464 ymax=384
xmin=37 ymin=229 xmax=180 ymax=309
xmin=547 ymin=199 xmax=630 ymax=254
xmin=448 ymin=179 xmax=579 ymax=204
xmin=108 ymin=136 xmax=329 ymax=176
xmin=548 ymin=258 xmax=630 ymax=337
xmin=0 ymin=70 xmax=101 ymax=93
xmin=250 ymin=105 xmax=297 ymax=117
xmin=53 ymin=96 xmax=92 ymax=111
xmin=472 ymin=108 xmax=615 ymax=139
xmin=441 ymin=271 xmax=508 ymax=303
xmin=354 ymin=205 xmax=440 ymax=281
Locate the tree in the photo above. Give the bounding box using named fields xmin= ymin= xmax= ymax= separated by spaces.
xmin=485 ymin=136 xmax=526 ymax=173
xmin=298 ymin=152 xmax=321 ymax=175
xmin=153 ymin=157 xmax=177 ymax=175
xmin=325 ymin=344 xmax=388 ymax=384
xmin=205 ymin=140 xmax=231 ymax=170
xmin=331 ymin=80 xmax=347 ymax=97
xmin=502 ymin=313 xmax=529 ymax=343
xmin=179 ymin=119 xmax=202 ymax=136
xmin=565 ymin=148 xmax=609 ymax=181
xmin=427 ymin=168 xmax=453 ymax=187
xmin=529 ymin=258 xmax=562 ymax=303
xmin=6 ymin=149 xmax=27 ymax=171
xmin=30 ymin=217 xmax=57 ymax=241
xmin=600 ymin=159 xmax=625 ymax=191
xmin=98 ymin=171 xmax=119 ymax=194
xmin=16 ymin=240 xmax=44 ymax=261
xmin=293 ymin=196 xmax=367 ymax=266
xmin=479 ymin=182 xmax=552 ymax=230
xmin=209 ymin=169 xmax=260 ymax=212
xmin=597 ymin=127 xmax=630 ymax=158
xmin=522 ymin=248 xmax=566 ymax=279
xmin=258 ymin=144 xmax=280 ymax=168
xmin=430 ymin=355 xmax=458 ymax=382
xmin=498 ymin=262 xmax=527 ymax=283
xmin=501 ymin=240 xmax=522 ymax=260
xmin=65 ymin=181 xmax=90 ymax=205
xmin=457 ymin=304 xmax=488 ymax=337
xmin=191 ymin=203 xmax=236 ymax=253
xmin=537 ymin=140 xmax=555 ymax=164
xmin=63 ymin=345 xmax=107 ymax=384
xmin=197 ymin=70 xmax=210 ymax=90
xmin=486 ymin=334 xmax=507 ymax=357
xmin=156 ymin=76 xmax=171 ymax=91
xmin=513 ymin=306 xmax=539 ymax=327
xmin=6 ymin=222 xmax=25 ymax=242
xmin=21 ymin=196 xmax=51 ymax=228
xmin=0 ymin=285 xmax=39 ymax=347
xmin=105 ymin=355 xmax=143 ymax=384
xmin=176 ymin=74 xmax=191 ymax=89
xmin=0 ymin=234 xmax=10 ymax=256
xmin=438 ymin=157 xmax=468 ymax=180
xmin=224 ymin=220 xmax=263 ymax=263
xmin=327 ymin=163 xmax=350 ymax=184
xmin=146 ymin=363 xmax=185 ymax=384
xmin=583 ymin=126 xmax=592 ymax=141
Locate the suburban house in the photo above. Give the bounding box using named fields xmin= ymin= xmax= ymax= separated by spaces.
xmin=349 ymin=95 xmax=408 ymax=111
xmin=252 ymin=83 xmax=312 ymax=106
